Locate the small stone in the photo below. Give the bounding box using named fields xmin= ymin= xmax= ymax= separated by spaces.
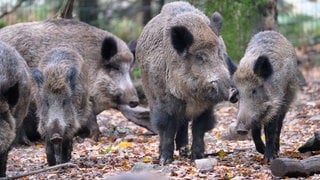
xmin=194 ymin=158 xmax=217 ymax=171
xmin=309 ymin=115 xmax=320 ymax=121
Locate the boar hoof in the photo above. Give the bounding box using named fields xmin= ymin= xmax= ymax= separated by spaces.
xmin=192 ymin=152 xmax=205 ymax=160
xmin=263 ymin=153 xmax=277 ymax=164
xmin=159 ymin=154 xmax=173 ymax=166
xmin=179 ymin=146 xmax=189 ymax=158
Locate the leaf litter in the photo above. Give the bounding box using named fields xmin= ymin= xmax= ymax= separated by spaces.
xmin=5 ymin=66 xmax=320 ymax=179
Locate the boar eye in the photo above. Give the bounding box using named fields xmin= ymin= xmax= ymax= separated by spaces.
xmin=105 ymin=64 xmax=120 ymax=71
xmin=195 ymin=53 xmax=205 ymax=61
xmin=252 ymin=89 xmax=257 ymax=95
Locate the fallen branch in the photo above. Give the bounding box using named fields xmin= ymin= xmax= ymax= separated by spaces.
xmin=118 ymin=105 xmax=157 ymax=134
xmin=270 ymin=155 xmax=320 ymax=178
xmin=298 ymin=131 xmax=320 ymax=153
xmin=0 ymin=162 xmax=78 ymax=180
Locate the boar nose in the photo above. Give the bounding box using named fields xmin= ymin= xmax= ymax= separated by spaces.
xmin=229 ymin=88 xmax=239 ymax=103
xmin=235 ymin=121 xmax=249 ymax=135
xmin=128 ymin=98 xmax=139 ymax=108
xmin=50 ymin=133 xmax=63 ymax=144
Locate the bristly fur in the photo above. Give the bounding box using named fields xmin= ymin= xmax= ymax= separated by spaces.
xmin=233 ymin=30 xmax=299 ymax=162
xmin=0 ymin=41 xmax=32 ymax=176
xmin=136 ymin=1 xmax=234 ymax=164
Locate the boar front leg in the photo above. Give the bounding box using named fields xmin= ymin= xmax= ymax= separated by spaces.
xmin=152 ymin=103 xmax=177 ymax=165
xmin=191 ymin=108 xmax=216 ymax=160
xmin=175 ymin=121 xmax=189 ymax=158
xmin=45 ymin=136 xmax=56 ymax=166
xmin=264 ymin=111 xmax=285 ymax=162
xmin=61 ymin=138 xmax=73 ymax=164
xmin=0 ymin=149 xmax=9 ymax=177
xmin=252 ymin=123 xmax=265 ymax=154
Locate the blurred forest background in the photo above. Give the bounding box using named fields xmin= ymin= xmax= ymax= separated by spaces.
xmin=0 ymin=0 xmax=319 ymax=70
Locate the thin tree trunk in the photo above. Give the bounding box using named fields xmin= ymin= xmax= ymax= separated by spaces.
xmin=142 ymin=0 xmax=152 ymax=25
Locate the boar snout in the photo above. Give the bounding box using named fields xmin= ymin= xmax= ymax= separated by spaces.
xmin=229 ymin=87 xmax=239 ymax=103
xmin=50 ymin=133 xmax=63 ymax=144
xmin=235 ymin=121 xmax=249 ymax=135
xmin=120 ymin=88 xmax=139 ymax=108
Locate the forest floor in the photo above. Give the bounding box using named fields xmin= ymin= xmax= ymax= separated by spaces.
xmin=5 ymin=66 xmax=320 ymax=180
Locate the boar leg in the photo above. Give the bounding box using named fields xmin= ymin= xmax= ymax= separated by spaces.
xmin=152 ymin=103 xmax=176 ymax=165
xmin=264 ymin=120 xmax=278 ymax=162
xmin=191 ymin=108 xmax=216 ymax=160
xmin=45 ymin=136 xmax=56 ymax=166
xmin=264 ymin=111 xmax=285 ymax=162
xmin=87 ymin=113 xmax=101 ymax=141
xmin=0 ymin=149 xmax=9 ymax=177
xmin=252 ymin=123 xmax=265 ymax=154
xmin=175 ymin=121 xmax=189 ymax=158
xmin=61 ymin=138 xmax=73 ymax=163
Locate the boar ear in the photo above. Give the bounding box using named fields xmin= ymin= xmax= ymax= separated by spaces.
xmin=101 ymin=37 xmax=118 ymax=61
xmin=3 ymin=83 xmax=19 ymax=108
xmin=170 ymin=26 xmax=193 ymax=55
xmin=127 ymin=39 xmax=137 ymax=57
xmin=253 ymin=55 xmax=273 ymax=79
xmin=32 ymin=69 xmax=44 ymax=87
xmin=210 ymin=12 xmax=223 ymax=36
xmin=225 ymin=55 xmax=237 ymax=76
xmin=127 ymin=39 xmax=137 ymax=66
xmin=66 ymin=66 xmax=77 ymax=91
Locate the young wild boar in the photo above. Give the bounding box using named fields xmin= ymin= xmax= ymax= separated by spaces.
xmin=136 ymin=1 xmax=236 ymax=165
xmin=0 ymin=41 xmax=32 ymax=177
xmin=232 ymin=31 xmax=299 ymax=162
xmin=32 ymin=47 xmax=90 ymax=166
xmin=0 ymin=19 xmax=139 ymax=142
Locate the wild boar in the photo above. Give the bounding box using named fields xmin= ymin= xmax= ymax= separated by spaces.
xmin=0 ymin=19 xmax=139 ymax=142
xmin=32 ymin=47 xmax=90 ymax=165
xmin=233 ymin=30 xmax=299 ymax=162
xmin=0 ymin=41 xmax=32 ymax=177
xmin=136 ymin=1 xmax=236 ymax=165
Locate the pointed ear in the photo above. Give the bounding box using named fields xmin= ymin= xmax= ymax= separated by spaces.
xmin=127 ymin=39 xmax=137 ymax=57
xmin=225 ymin=55 xmax=237 ymax=76
xmin=253 ymin=55 xmax=273 ymax=79
xmin=170 ymin=26 xmax=193 ymax=56
xmin=32 ymin=68 xmax=44 ymax=87
xmin=3 ymin=83 xmax=19 ymax=108
xmin=101 ymin=37 xmax=118 ymax=62
xmin=66 ymin=66 xmax=77 ymax=91
xmin=210 ymin=12 xmax=223 ymax=36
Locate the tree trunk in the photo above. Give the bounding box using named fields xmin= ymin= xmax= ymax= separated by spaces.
xmin=58 ymin=0 xmax=74 ymax=19
xmin=255 ymin=0 xmax=278 ymax=32
xmin=158 ymin=0 xmax=165 ymax=14
xmin=78 ymin=0 xmax=99 ymax=26
xmin=142 ymin=0 xmax=152 ymax=25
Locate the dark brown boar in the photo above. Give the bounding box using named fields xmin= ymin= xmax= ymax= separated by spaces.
xmin=0 ymin=19 xmax=139 ymax=141
xmin=233 ymin=30 xmax=299 ymax=162
xmin=0 ymin=41 xmax=32 ymax=177
xmin=32 ymin=47 xmax=90 ymax=165
xmin=136 ymin=1 xmax=236 ymax=165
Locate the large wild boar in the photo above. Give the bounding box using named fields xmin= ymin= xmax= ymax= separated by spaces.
xmin=136 ymin=1 xmax=236 ymax=165
xmin=0 ymin=41 xmax=32 ymax=177
xmin=0 ymin=19 xmax=139 ymax=142
xmin=32 ymin=47 xmax=90 ymax=165
xmin=232 ymin=30 xmax=299 ymax=162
